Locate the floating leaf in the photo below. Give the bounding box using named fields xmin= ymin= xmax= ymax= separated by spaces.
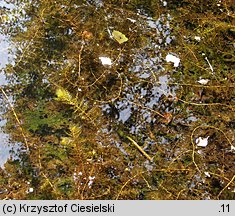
xmin=112 ymin=30 xmax=128 ymax=44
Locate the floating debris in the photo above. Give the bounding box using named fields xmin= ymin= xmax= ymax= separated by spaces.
xmin=162 ymin=1 xmax=167 ymax=7
xmin=127 ymin=18 xmax=136 ymax=23
xmin=26 ymin=187 xmax=34 ymax=193
xmin=29 ymin=188 xmax=34 ymax=193
xmin=202 ymin=53 xmax=214 ymax=74
xmin=196 ymin=136 xmax=209 ymax=147
xmin=231 ymin=145 xmax=235 ymax=152
xmin=194 ymin=36 xmax=201 ymax=42
xmin=165 ymin=53 xmax=180 ymax=67
xmin=204 ymin=172 xmax=211 ymax=177
xmin=88 ymin=176 xmax=96 ymax=188
xmin=99 ymin=57 xmax=112 ymax=66
xmin=198 ymin=79 xmax=210 ymax=85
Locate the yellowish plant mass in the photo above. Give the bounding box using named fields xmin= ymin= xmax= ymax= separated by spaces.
xmin=55 ymin=88 xmax=72 ymax=102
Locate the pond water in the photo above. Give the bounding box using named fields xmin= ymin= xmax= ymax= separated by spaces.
xmin=0 ymin=0 xmax=234 ymax=200
xmin=0 ymin=34 xmax=11 ymax=167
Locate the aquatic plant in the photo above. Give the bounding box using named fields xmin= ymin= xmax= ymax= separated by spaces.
xmin=0 ymin=0 xmax=234 ymax=200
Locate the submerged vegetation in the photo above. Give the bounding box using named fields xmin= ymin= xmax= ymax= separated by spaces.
xmin=0 ymin=0 xmax=234 ymax=199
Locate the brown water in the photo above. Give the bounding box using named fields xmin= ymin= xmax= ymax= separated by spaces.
xmin=0 ymin=0 xmax=234 ymax=200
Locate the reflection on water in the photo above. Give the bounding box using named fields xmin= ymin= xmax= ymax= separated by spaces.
xmin=0 ymin=34 xmax=11 ymax=167
xmin=0 ymin=1 xmax=18 ymax=168
xmin=0 ymin=120 xmax=10 ymax=167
